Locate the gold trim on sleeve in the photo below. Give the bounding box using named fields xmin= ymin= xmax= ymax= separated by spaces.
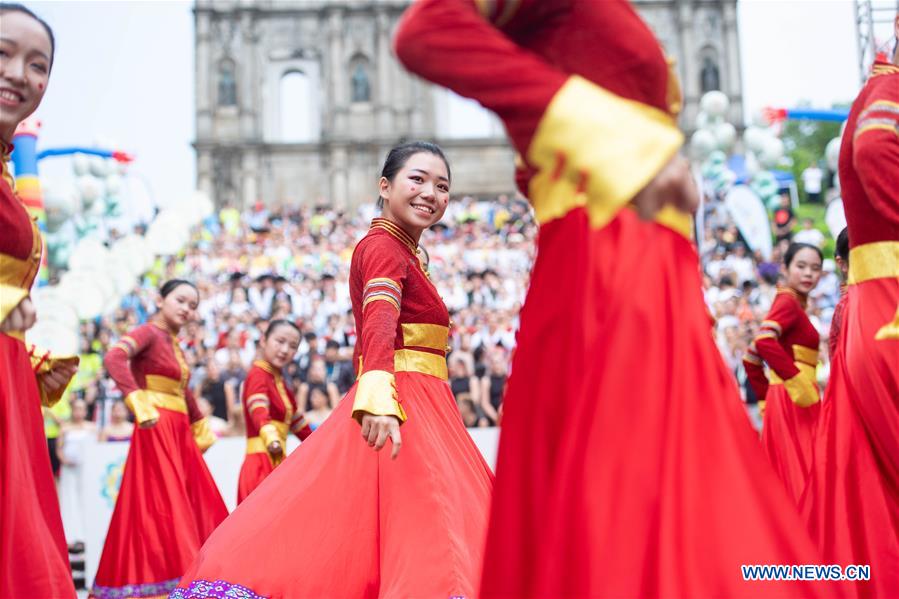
xmin=351 ymin=369 xmax=407 ymax=424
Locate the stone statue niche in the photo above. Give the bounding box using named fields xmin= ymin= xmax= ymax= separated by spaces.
xmin=700 ymin=55 xmax=720 ymax=93
xmin=351 ymin=61 xmax=371 ymax=103
xmin=218 ymin=59 xmax=238 ymax=107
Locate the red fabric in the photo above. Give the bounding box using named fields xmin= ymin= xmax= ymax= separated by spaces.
xmin=803 ymin=281 xmax=899 ymax=598
xmin=0 ymin=334 xmax=75 ymax=599
xmin=838 ymin=63 xmax=899 ymax=247
xmin=105 ymin=323 xmax=204 ymax=424
xmin=396 ymin=1 xmax=832 ymax=596
xmin=237 ymin=362 xmax=302 ymax=503
xmin=0 ymin=161 xmax=34 ymax=263
xmin=828 ymin=290 xmax=848 ymax=360
xmin=179 ymin=372 xmax=494 ymax=597
xmin=761 ymin=384 xmax=821 ymax=505
xmin=350 ymin=221 xmax=450 ymax=376
xmin=92 ymin=326 xmax=227 ymax=598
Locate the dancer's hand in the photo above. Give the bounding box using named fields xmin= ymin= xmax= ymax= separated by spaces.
xmin=360 ymin=414 xmax=402 ymax=459
xmin=37 ymin=362 xmax=78 ymax=396
xmin=630 ymin=155 xmax=699 ymax=220
xmin=268 ymin=440 xmax=283 ymax=457
xmin=0 ymin=297 xmax=37 ymax=333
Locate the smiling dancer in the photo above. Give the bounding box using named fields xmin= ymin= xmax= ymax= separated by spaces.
xmin=0 ymin=4 xmax=77 ymax=597
xmin=237 ymin=318 xmax=312 ymax=504
xmin=91 ymin=280 xmax=227 ymax=599
xmin=173 ymin=142 xmax=493 ymax=598
xmin=744 ymin=243 xmax=823 ymax=504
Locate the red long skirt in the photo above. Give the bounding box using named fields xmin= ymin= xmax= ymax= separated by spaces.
xmin=481 ymin=208 xmax=830 ymax=598
xmin=173 ymin=371 xmax=493 ymax=598
xmin=90 ymin=408 xmax=227 ymax=599
xmin=236 ymin=452 xmax=274 ymax=505
xmin=0 ymin=333 xmax=75 ymax=599
xmin=802 ymin=279 xmax=899 ymax=597
xmin=761 ymin=383 xmax=821 ymax=504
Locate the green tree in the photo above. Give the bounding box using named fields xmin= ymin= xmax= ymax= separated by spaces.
xmin=780 ymin=101 xmax=846 ymax=203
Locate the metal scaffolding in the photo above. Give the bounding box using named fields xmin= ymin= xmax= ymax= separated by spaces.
xmin=855 ymin=0 xmax=899 ymax=83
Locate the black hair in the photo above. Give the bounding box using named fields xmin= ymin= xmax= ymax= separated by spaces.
xmin=160 ymin=279 xmax=197 ymax=299
xmin=264 ymin=318 xmax=301 ymax=340
xmin=835 ymin=227 xmax=849 ymax=262
xmin=325 ymin=339 xmax=340 ymax=351
xmin=377 ymin=141 xmax=451 ymax=209
xmin=784 ymin=242 xmax=823 ymax=267
xmin=0 ymin=3 xmax=55 ymax=69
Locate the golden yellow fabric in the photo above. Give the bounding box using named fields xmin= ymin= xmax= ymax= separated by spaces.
xmin=394 ymin=349 xmax=448 ymax=381
xmin=351 ymin=369 xmax=407 ymax=424
xmin=653 ymin=204 xmax=694 ymax=239
xmin=847 ymin=241 xmax=899 ymax=340
xmin=125 ymin=390 xmax=161 ymax=426
xmin=0 ymin=284 xmax=28 ymax=328
xmin=191 ymin=417 xmax=216 ymax=452
xmin=769 ymin=363 xmax=819 ymax=407
xmin=362 ymin=293 xmax=400 ymax=312
xmin=401 ymin=323 xmax=449 ymax=352
xmin=848 ymin=241 xmax=899 ymax=285
xmin=526 ymin=75 xmax=684 ymax=231
xmin=29 ymin=348 xmax=79 ymax=408
xmin=145 ymin=374 xmax=183 ymax=396
xmin=791 ymin=345 xmax=819 ymax=368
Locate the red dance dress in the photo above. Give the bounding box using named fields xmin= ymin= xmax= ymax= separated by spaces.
xmin=802 ymin=60 xmax=899 ymax=598
xmin=90 ymin=323 xmax=227 ymax=599
xmin=1 ymin=144 xmax=77 ymax=598
xmin=395 ymin=1 xmax=829 ymax=596
xmin=744 ymin=288 xmax=821 ymax=504
xmin=237 ymin=360 xmax=312 ymax=504
xmin=172 ymin=219 xmax=494 ymax=598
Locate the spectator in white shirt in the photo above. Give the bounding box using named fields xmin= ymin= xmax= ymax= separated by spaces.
xmin=793 ymin=218 xmax=826 ymax=248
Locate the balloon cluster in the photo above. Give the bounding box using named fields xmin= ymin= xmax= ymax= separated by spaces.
xmin=28 ymin=153 xmax=214 ymax=354
xmin=690 ymin=91 xmax=786 ymax=206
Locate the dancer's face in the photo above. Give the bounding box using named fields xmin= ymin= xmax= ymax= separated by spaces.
xmin=156 ymin=284 xmax=199 ymax=332
xmin=0 ymin=11 xmax=51 ymax=141
xmin=379 ymin=152 xmax=450 ymax=236
xmin=261 ymin=324 xmax=300 ymax=369
xmin=784 ymin=248 xmax=822 ymax=295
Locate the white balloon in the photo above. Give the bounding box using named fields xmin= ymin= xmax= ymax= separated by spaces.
xmin=690 ymin=128 xmax=717 ymax=161
xmin=713 ymin=122 xmax=737 ymax=151
xmin=69 ymin=238 xmax=109 ymax=271
xmin=759 ymin=137 xmax=785 ymax=168
xmin=89 ymin=155 xmax=108 ymax=177
xmin=30 ymin=287 xmax=80 ymax=331
xmin=742 ymin=126 xmax=769 ymax=154
xmin=105 ymin=174 xmax=123 ymax=195
xmin=72 ymin=153 xmax=90 ymax=176
xmin=58 ymin=273 xmax=108 ymax=320
xmin=700 ymin=91 xmax=730 ymax=118
xmin=43 ymin=187 xmax=81 ymax=232
xmin=695 ymin=111 xmax=710 ymax=130
xmin=77 ymin=175 xmax=104 ymax=207
xmin=825 ymin=137 xmax=841 ymax=172
xmin=26 ymin=320 xmax=80 ymax=357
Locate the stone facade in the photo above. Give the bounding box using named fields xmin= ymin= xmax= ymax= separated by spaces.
xmin=194 ymin=0 xmax=742 ymax=209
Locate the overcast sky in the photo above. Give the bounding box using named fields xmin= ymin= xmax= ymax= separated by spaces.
xmin=23 ymin=0 xmax=897 ymax=208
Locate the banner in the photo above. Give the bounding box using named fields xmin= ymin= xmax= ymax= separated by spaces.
xmin=724 ymin=185 xmax=773 ymax=260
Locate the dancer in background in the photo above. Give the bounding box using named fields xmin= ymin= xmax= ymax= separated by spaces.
xmin=0 ymin=4 xmax=78 ymax=597
xmin=174 ymin=142 xmax=493 ymax=598
xmin=803 ymin=19 xmax=899 ymax=596
xmin=744 ymin=242 xmax=823 ymax=504
xmin=394 ymin=1 xmax=828 ymax=596
xmin=91 ymin=280 xmax=227 ymax=599
xmin=237 ymin=318 xmax=312 ymax=504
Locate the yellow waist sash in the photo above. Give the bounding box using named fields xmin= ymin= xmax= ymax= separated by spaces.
xmin=848 ymin=241 xmax=899 ymax=285
xmin=394 ymin=349 xmax=448 ymax=381
xmin=144 ymin=375 xmax=187 ymax=414
xmin=769 ymin=345 xmax=818 ymax=385
xmin=246 ymin=420 xmax=288 ymax=455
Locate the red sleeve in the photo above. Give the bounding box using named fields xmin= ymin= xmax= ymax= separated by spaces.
xmin=356 ymin=238 xmax=410 ymax=375
xmin=742 ymin=342 xmax=769 ymax=402
xmin=753 ymin=296 xmax=801 ymax=381
xmin=185 ymin=385 xmax=203 ymax=424
xmin=103 ymin=325 xmax=155 ymax=397
xmin=393 ymin=0 xmax=566 ymax=154
xmin=243 ymin=369 xmax=273 ymax=433
xmin=828 ymin=292 xmax=848 ymax=359
xmin=852 ymin=78 xmax=899 ymax=227
xmin=286 ymin=386 xmax=312 ymax=440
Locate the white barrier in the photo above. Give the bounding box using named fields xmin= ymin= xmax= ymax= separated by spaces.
xmin=72 ymin=427 xmax=499 ymax=588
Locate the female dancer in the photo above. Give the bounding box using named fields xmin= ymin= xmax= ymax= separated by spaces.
xmin=237 ymin=318 xmax=312 ymax=504
xmin=803 ymin=43 xmax=899 ymax=597
xmin=394 ymin=1 xmax=828 ymax=596
xmin=91 ymin=280 xmax=227 ymax=599
xmin=0 ymin=4 xmax=77 ymax=597
xmin=173 ymin=142 xmax=494 ymax=598
xmin=744 ymin=242 xmax=823 ymax=503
